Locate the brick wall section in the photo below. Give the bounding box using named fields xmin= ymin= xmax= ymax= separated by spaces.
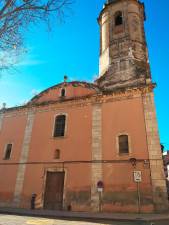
xmin=0 ymin=113 xmax=4 ymax=132
xmin=142 ymin=92 xmax=169 ymax=212
xmin=91 ymin=104 xmax=103 ymax=212
xmin=13 ymin=110 xmax=35 ymax=207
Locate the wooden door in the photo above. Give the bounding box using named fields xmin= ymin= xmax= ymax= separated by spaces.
xmin=44 ymin=171 xmax=65 ymax=210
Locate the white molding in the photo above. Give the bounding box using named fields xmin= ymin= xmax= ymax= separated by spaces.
xmin=91 ymin=104 xmax=103 ymax=212
xmin=13 ymin=111 xmax=35 ymax=207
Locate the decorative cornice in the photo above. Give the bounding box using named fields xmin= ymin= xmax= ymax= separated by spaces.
xmin=1 ymin=83 xmax=156 ymax=116
xmin=29 ymin=81 xmax=100 ymax=103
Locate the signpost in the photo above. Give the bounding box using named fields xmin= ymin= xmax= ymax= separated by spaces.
xmin=133 ymin=171 xmax=142 ymax=213
xmin=97 ymin=181 xmax=104 ymax=212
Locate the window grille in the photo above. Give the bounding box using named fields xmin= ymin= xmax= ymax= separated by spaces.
xmin=54 ymin=115 xmax=66 ymax=137
xmin=119 ymin=135 xmax=129 ymax=154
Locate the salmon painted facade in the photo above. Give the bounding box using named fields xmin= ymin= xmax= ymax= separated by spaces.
xmin=0 ymin=0 xmax=168 ymax=213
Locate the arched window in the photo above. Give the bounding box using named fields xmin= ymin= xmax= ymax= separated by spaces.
xmin=61 ymin=88 xmax=66 ymax=97
xmin=54 ymin=115 xmax=66 ymax=137
xmin=54 ymin=149 xmax=60 ymax=159
xmin=119 ymin=135 xmax=129 ymax=154
xmin=115 ymin=11 xmax=123 ymax=26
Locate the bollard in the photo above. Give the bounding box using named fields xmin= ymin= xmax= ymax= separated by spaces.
xmin=31 ymin=193 xmax=37 ymax=210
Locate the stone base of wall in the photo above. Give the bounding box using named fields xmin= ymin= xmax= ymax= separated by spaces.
xmin=102 ymin=204 xmax=154 ymax=213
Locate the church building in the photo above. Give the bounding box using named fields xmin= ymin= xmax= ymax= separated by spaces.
xmin=0 ymin=0 xmax=168 ymax=213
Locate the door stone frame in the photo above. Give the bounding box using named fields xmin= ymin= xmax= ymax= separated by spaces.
xmin=42 ymin=167 xmax=67 ymax=210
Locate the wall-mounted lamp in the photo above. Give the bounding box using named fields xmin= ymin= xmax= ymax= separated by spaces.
xmin=129 ymin=158 xmax=137 ymax=168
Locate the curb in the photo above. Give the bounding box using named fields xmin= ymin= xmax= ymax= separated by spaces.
xmin=0 ymin=208 xmax=169 ymax=223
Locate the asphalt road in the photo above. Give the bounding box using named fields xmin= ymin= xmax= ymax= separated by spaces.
xmin=0 ymin=214 xmax=168 ymax=225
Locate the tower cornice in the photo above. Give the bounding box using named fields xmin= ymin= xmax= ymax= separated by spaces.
xmin=98 ymin=0 xmax=144 ymax=23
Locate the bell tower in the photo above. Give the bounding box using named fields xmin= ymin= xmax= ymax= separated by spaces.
xmin=97 ymin=0 xmax=151 ymax=90
xmin=96 ymin=0 xmax=169 ymax=213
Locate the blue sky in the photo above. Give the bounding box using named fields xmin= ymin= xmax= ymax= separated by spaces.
xmin=0 ymin=0 xmax=169 ymax=149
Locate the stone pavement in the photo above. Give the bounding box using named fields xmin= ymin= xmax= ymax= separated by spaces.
xmin=0 ymin=214 xmax=109 ymax=225
xmin=0 ymin=214 xmax=143 ymax=225
xmin=0 ymin=208 xmax=169 ymax=223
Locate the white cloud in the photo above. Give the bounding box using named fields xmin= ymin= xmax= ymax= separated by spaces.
xmin=16 ymin=58 xmax=45 ymax=66
xmin=0 ymin=47 xmax=45 ymax=70
xmin=0 ymin=49 xmax=18 ymax=68
xmin=30 ymin=89 xmax=40 ymax=96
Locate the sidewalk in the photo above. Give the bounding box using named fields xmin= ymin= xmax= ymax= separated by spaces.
xmin=0 ymin=207 xmax=169 ymax=222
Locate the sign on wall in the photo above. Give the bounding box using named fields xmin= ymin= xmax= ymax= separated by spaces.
xmin=97 ymin=181 xmax=104 ymax=192
xmin=133 ymin=171 xmax=142 ymax=183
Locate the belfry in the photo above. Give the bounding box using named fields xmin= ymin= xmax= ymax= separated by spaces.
xmin=97 ymin=0 xmax=151 ymax=90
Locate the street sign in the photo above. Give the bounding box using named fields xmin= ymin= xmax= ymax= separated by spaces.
xmin=97 ymin=181 xmax=104 ymax=188
xmin=97 ymin=187 xmax=103 ymax=192
xmin=133 ymin=171 xmax=142 ymax=183
xmin=97 ymin=181 xmax=104 ymax=192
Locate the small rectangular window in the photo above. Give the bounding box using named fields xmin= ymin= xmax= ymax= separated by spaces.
xmin=119 ymin=135 xmax=129 ymax=154
xmin=54 ymin=149 xmax=60 ymax=159
xmin=4 ymin=144 xmax=12 ymax=160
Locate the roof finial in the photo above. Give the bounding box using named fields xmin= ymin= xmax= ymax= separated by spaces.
xmin=2 ymin=103 xmax=6 ymax=109
xmin=64 ymin=75 xmax=68 ymax=83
